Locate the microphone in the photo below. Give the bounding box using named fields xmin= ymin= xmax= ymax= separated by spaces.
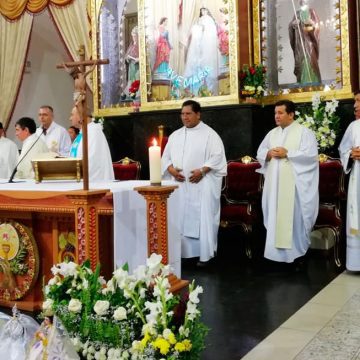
xmin=8 ymin=129 xmax=45 ymax=183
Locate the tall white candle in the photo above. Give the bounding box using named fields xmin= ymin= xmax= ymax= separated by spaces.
xmin=149 ymin=138 xmax=161 ymax=185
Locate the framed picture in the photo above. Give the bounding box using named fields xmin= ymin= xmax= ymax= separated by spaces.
xmin=138 ymin=0 xmax=239 ymax=111
xmin=253 ymin=0 xmax=353 ymax=102
xmin=91 ymin=0 xmax=139 ymax=116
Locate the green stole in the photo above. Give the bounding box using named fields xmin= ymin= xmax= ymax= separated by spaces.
xmin=269 ymin=122 xmax=303 ymax=249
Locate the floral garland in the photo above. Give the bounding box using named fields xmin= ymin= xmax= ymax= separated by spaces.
xmin=296 ymin=93 xmax=340 ymax=151
xmin=42 ymin=254 xmax=207 ymax=360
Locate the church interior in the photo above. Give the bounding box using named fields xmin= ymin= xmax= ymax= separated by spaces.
xmin=1 ymin=0 xmax=360 ymax=359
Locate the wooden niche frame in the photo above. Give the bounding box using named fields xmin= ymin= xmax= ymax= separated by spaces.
xmin=253 ymin=0 xmax=353 ymax=102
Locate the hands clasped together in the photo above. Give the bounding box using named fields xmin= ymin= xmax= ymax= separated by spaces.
xmin=168 ymin=165 xmax=205 ymax=183
xmin=266 ymin=146 xmax=288 ymax=161
xmin=351 ymin=146 xmax=360 ymax=161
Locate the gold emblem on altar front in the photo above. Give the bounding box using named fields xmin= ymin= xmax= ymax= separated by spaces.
xmin=0 ymin=220 xmax=39 ymax=302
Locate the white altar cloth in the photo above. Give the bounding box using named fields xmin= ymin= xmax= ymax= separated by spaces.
xmin=0 ymin=180 xmax=181 ymax=277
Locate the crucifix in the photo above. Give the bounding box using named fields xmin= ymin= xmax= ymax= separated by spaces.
xmin=56 ymin=45 xmax=109 ymax=190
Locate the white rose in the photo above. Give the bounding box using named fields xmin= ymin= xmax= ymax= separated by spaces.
xmin=68 ymin=298 xmax=82 ymax=313
xmin=113 ymin=306 xmax=127 ymax=321
xmin=94 ymin=300 xmax=110 ymax=316
xmin=42 ymin=298 xmax=54 ymax=312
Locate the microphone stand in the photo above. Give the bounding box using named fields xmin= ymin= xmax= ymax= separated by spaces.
xmin=8 ymin=129 xmax=45 ymax=183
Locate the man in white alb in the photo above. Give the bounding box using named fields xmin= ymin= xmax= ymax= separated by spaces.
xmin=0 ymin=122 xmax=18 ymax=179
xmin=338 ymin=90 xmax=360 ymax=271
xmin=162 ymin=100 xmax=227 ymax=264
xmin=15 ymin=117 xmax=49 ymax=179
xmin=69 ymin=106 xmax=114 ymax=181
xmin=36 ymin=105 xmax=71 ymax=156
xmin=257 ymin=100 xmax=319 ymax=263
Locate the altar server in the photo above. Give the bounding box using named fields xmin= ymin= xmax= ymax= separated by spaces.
xmin=257 ymin=100 xmax=319 ymax=263
xmin=0 ymin=122 xmax=18 ymax=178
xmin=69 ymin=106 xmax=114 ymax=181
xmin=15 ymin=117 xmax=49 ymax=179
xmin=162 ymin=100 xmax=227 ymax=264
xmin=338 ymin=90 xmax=360 ymax=271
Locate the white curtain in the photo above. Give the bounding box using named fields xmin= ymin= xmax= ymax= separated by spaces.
xmin=0 ymin=13 xmax=33 ymax=128
xmin=49 ymin=0 xmax=92 ymax=88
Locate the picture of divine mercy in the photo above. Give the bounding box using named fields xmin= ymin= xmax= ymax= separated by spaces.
xmin=147 ymin=0 xmax=228 ymax=99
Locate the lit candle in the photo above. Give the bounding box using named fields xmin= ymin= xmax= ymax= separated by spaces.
xmin=149 ymin=138 xmax=161 ymax=185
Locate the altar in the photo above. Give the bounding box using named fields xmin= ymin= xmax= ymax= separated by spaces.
xmin=0 ymin=180 xmax=180 ymax=310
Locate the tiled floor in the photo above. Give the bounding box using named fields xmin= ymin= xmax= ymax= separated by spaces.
xmin=242 ymin=272 xmax=360 ymax=360
xmin=182 ymin=230 xmax=341 ymax=360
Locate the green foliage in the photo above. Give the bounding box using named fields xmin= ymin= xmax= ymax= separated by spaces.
xmin=239 ymin=63 xmax=267 ymax=98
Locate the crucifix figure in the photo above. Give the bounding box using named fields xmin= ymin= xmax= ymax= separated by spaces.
xmin=56 ymin=45 xmax=109 ymax=190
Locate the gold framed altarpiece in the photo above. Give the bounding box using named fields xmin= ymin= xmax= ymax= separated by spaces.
xmin=90 ymin=0 xmax=239 ymax=116
xmin=252 ymin=0 xmax=353 ymax=102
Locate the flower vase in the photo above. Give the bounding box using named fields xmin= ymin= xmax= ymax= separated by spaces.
xmin=245 ymin=97 xmax=258 ymax=104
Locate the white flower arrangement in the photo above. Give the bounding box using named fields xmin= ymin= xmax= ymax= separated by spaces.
xmin=296 ymin=93 xmax=340 ymax=151
xmin=43 ymin=254 xmax=207 ymax=360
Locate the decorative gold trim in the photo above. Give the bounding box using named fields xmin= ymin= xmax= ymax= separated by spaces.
xmin=318 ymin=153 xmax=329 ymax=163
xmin=252 ymin=0 xmax=353 ymax=103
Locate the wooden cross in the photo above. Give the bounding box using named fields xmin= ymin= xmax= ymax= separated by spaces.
xmin=56 ymin=45 xmax=109 ymax=190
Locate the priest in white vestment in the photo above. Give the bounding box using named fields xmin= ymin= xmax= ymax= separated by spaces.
xmin=162 ymin=100 xmax=227 ymax=263
xmin=35 ymin=105 xmax=72 ymax=156
xmin=14 ymin=117 xmax=50 ymax=179
xmin=0 ymin=122 xmax=18 ymax=179
xmin=257 ymin=100 xmax=319 ymax=263
xmin=338 ymin=91 xmax=360 ymax=271
xmin=69 ymin=106 xmax=114 ymax=181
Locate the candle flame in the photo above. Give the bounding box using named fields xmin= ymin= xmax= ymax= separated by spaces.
xmin=152 ymin=138 xmax=158 ymax=146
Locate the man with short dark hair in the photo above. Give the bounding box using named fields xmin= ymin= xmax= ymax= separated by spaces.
xmin=339 ymin=90 xmax=360 ymax=270
xmin=162 ymin=100 xmax=227 ymax=264
xmin=257 ymin=100 xmax=319 ymax=263
xmin=0 ymin=122 xmax=18 ymax=178
xmin=15 ymin=117 xmax=49 ymax=179
xmin=36 ymin=105 xmax=71 ymax=156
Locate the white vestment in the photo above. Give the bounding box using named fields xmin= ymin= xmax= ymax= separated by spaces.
xmin=339 ymin=119 xmax=360 ymax=271
xmin=70 ymin=121 xmax=114 ymax=182
xmin=36 ymin=121 xmax=72 ymax=156
xmin=257 ymin=122 xmax=319 ymax=262
xmin=162 ymin=121 xmax=227 ymax=262
xmin=16 ymin=134 xmax=49 ymax=179
xmin=0 ymin=137 xmax=18 ymax=178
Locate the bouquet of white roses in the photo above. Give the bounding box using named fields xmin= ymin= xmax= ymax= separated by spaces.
xmin=296 ymin=93 xmax=340 ymax=152
xmin=43 ymin=254 xmax=208 ymax=360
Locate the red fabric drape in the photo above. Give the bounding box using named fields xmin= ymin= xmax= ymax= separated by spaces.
xmin=0 ymin=0 xmax=73 ymax=21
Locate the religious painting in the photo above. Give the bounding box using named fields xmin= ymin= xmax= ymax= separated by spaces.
xmin=138 ymin=0 xmax=239 ymax=111
xmin=91 ymin=0 xmax=139 ymax=116
xmin=253 ymin=0 xmax=353 ymax=102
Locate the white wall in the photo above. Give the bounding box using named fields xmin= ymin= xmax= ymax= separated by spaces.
xmin=8 ymin=9 xmax=74 ymax=146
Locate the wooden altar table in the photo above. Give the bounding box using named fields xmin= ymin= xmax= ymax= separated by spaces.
xmin=0 ymin=180 xmax=180 ymax=311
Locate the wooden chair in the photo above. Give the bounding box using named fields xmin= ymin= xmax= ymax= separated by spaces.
xmin=220 ymin=156 xmax=263 ymax=258
xmin=112 ymin=157 xmax=141 ymax=180
xmin=314 ymin=155 xmax=346 ymax=268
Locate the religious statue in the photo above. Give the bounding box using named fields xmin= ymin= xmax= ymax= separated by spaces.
xmin=125 ymin=26 xmax=140 ymax=88
xmin=64 ymin=63 xmax=96 ymax=117
xmin=289 ymin=0 xmax=321 ymax=85
xmin=153 ymin=18 xmax=172 ymax=81
xmin=183 ymin=7 xmax=219 ymax=96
